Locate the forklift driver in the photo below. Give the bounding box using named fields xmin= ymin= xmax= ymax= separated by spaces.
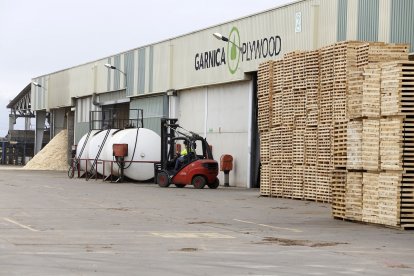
xmin=174 ymin=140 xmax=190 ymax=172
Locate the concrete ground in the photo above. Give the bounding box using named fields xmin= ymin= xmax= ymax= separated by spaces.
xmin=0 ymin=168 xmax=413 ymax=276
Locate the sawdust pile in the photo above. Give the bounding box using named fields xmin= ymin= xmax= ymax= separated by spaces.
xmin=24 ymin=130 xmax=68 ymax=171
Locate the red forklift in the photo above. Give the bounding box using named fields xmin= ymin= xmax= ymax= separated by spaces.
xmin=154 ymin=118 xmax=219 ymax=189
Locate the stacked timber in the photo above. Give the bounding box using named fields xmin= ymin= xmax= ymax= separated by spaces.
xmin=379 ymin=61 xmax=414 ymax=228
xmin=258 ymin=61 xmax=273 ymax=196
xmin=257 ymin=41 xmax=412 ymax=229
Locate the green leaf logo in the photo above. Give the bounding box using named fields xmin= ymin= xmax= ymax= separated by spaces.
xmin=227 ymin=27 xmax=241 ymax=75
xmin=231 ymin=37 xmax=237 ymax=60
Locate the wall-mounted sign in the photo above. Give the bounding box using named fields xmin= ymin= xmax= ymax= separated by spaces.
xmin=295 ymin=12 xmax=302 ymax=33
xmin=195 ymin=27 xmax=282 ymax=74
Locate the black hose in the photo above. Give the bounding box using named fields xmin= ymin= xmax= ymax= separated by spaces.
xmin=123 ymin=128 xmax=139 ymax=170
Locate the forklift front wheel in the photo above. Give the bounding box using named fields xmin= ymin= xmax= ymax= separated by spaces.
xmin=207 ymin=177 xmax=220 ymax=189
xmin=157 ymin=171 xmax=170 ymax=188
xmin=192 ymin=175 xmax=206 ymax=189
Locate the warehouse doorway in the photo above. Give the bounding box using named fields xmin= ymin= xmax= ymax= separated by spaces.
xmin=249 ymin=72 xmax=260 ymax=188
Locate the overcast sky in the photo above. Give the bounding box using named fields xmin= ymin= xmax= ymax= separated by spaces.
xmin=0 ymin=0 xmax=293 ymax=136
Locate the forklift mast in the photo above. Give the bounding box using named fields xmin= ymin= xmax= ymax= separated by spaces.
xmin=160 ymin=118 xmax=178 ymax=169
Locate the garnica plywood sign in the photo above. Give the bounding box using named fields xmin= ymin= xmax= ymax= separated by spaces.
xmin=194 ymin=26 xmax=282 ymax=74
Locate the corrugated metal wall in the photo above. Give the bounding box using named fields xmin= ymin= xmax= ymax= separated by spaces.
xmin=113 ymin=55 xmax=121 ymax=91
xmin=148 ymin=46 xmax=154 ymax=92
xmin=31 ymin=78 xmax=46 ymax=111
xmin=98 ymin=91 xmax=127 ymax=104
xmin=391 ymin=0 xmax=414 ymax=53
xmin=74 ymin=96 xmax=100 ymax=142
xmin=318 ymin=0 xmax=339 ymax=46
xmin=75 ymin=122 xmax=89 ymax=144
xmin=137 ymin=48 xmax=146 ymax=94
xmin=106 ymin=57 xmax=112 ymax=92
xmin=337 ymin=0 xmax=348 ymax=41
xmin=129 ymin=95 xmax=167 ymax=135
xmin=357 ymin=0 xmax=379 ymax=41
xmin=125 ymin=51 xmax=135 ymax=97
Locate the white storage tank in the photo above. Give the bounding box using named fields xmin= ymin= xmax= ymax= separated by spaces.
xmin=87 ymin=129 xmax=118 ymax=175
xmin=76 ymin=130 xmax=99 ymax=171
xmin=105 ymin=128 xmax=161 ymax=181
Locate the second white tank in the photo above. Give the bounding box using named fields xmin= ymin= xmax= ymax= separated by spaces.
xmin=102 ymin=128 xmax=161 ymax=181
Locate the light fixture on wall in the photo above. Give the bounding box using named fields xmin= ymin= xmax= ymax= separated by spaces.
xmin=166 ymin=89 xmax=177 ymax=96
xmin=32 ymin=82 xmax=42 ymax=88
xmin=104 ymin=63 xmax=127 ymax=88
xmin=213 ymin=32 xmax=242 ymax=51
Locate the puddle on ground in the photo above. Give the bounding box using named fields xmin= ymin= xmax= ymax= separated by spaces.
xmin=257 ymin=237 xmax=348 ymax=247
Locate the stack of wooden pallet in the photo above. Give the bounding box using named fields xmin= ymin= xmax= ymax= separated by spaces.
xmin=258 ymin=61 xmax=273 ymax=196
xmin=378 ymin=61 xmax=414 ymax=228
xmin=340 ymin=47 xmax=411 ymax=227
xmin=257 ymin=41 xmax=412 ymax=229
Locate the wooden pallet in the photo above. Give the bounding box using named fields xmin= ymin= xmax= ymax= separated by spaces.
xmin=273 ymin=60 xmax=284 ymax=93
xmin=381 ymin=61 xmax=414 ymax=117
xmin=332 ymin=94 xmax=347 ymax=122
xmin=305 ymin=127 xmax=318 ymax=165
xmin=356 ymin=43 xmax=370 ymax=69
xmin=362 ymin=119 xmax=380 ymax=171
xmin=319 ymin=85 xmax=333 ymax=125
xmin=401 ymin=170 xmax=414 ymax=228
xmin=306 ymin=106 xmax=319 ymax=127
xmin=333 ymin=120 xmax=348 ymax=169
xmin=345 ymin=172 xmax=363 ymax=221
xmin=292 ymin=126 xmax=305 ymax=165
xmin=282 ymin=164 xmax=293 ymax=198
xmin=283 ymin=52 xmax=297 ymax=89
xmin=347 ymin=120 xmax=363 ymax=170
xmin=259 ymin=131 xmax=270 ymax=164
xmin=378 ymin=171 xmax=402 ymax=227
xmin=362 ymin=65 xmax=381 ymax=117
xmin=348 ymin=70 xmax=364 ymax=119
xmin=303 ymin=165 xmax=317 ymax=201
xmin=319 ymin=44 xmax=335 ymax=81
xmin=305 ymin=50 xmax=319 ymax=89
xmin=293 ymin=51 xmax=307 ymax=89
xmin=403 ymin=117 xmax=414 ymax=170
xmin=270 ymin=162 xmax=283 ymax=197
xmin=281 ymin=127 xmax=293 ymax=163
xmin=282 ymin=88 xmax=295 ymax=127
xmin=317 ymin=126 xmax=332 ymax=166
xmin=316 ymin=168 xmax=332 ymax=203
xmin=260 ymin=163 xmax=271 ymax=196
xmin=368 ymin=43 xmax=409 ymax=63
xmin=380 ymin=117 xmax=403 ymax=171
xmin=294 ymin=88 xmax=307 ymax=117
xmin=331 ymin=170 xmax=347 ymax=219
xmin=362 ymin=172 xmax=380 ymax=224
xmin=272 ymin=91 xmax=283 ymax=126
xmin=291 ymin=165 xmax=304 ymax=199
xmin=270 ymin=127 xmax=282 ymax=162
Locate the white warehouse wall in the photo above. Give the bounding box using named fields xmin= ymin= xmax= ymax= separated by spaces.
xmin=177 ymin=81 xmax=251 ymax=187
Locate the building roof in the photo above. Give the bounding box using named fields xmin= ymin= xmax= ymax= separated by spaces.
xmin=7 ymin=83 xmax=31 ymax=109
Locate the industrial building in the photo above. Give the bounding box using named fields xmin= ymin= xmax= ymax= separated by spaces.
xmin=17 ymin=0 xmax=413 ymax=187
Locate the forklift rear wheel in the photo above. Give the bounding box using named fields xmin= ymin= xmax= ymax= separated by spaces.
xmin=207 ymin=177 xmax=220 ymax=189
xmin=175 ymin=184 xmax=185 ymax=188
xmin=192 ymin=176 xmax=206 ymax=189
xmin=157 ymin=171 xmax=170 ymax=187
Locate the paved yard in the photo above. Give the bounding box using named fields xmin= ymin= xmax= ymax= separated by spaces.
xmin=0 ymin=168 xmax=413 ymax=275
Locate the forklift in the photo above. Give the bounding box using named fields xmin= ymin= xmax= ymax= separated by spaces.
xmin=154 ymin=118 xmax=219 ymax=189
